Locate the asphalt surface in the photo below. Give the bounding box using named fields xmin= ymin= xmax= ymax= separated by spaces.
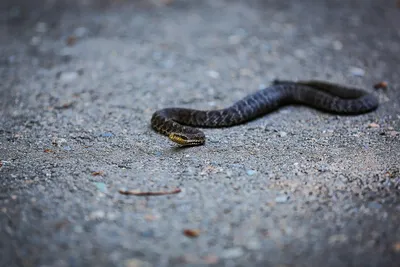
xmin=1 ymin=0 xmax=400 ymax=266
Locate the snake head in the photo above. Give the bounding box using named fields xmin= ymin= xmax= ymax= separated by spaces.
xmin=168 ymin=132 xmax=205 ymax=146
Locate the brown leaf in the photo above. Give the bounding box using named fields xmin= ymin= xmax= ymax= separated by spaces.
xmin=393 ymin=242 xmax=400 ymax=252
xmin=66 ymin=35 xmax=77 ymax=46
xmin=373 ymin=81 xmax=388 ymax=89
xmin=92 ymin=171 xmax=104 ymax=176
xmin=183 ymin=229 xmax=201 ymax=238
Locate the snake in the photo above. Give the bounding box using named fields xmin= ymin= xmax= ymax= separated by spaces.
xmin=151 ymin=80 xmax=379 ymax=146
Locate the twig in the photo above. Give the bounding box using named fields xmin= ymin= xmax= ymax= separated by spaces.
xmin=118 ymin=188 xmax=181 ymax=196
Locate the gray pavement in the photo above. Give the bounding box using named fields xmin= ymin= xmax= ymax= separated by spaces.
xmin=1 ymin=0 xmax=400 ymax=266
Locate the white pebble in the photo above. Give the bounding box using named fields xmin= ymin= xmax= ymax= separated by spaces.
xmin=275 ymin=195 xmax=289 ymax=203
xmin=278 ymin=131 xmax=287 ymax=137
xmin=207 ymin=70 xmax=220 ymax=79
xmin=221 ymin=247 xmax=244 ymax=259
xmin=30 ymin=36 xmax=41 ymax=46
xmin=59 ymin=71 xmax=78 ymax=82
xmin=333 ymin=40 xmax=343 ymax=50
xmin=294 ymin=49 xmax=306 ymax=59
xmin=74 ymin=27 xmax=88 ymax=38
xmin=349 ymin=66 xmax=365 ymax=77
xmin=88 ymin=210 xmax=105 ymax=220
xmin=35 ymin=22 xmax=48 ymax=33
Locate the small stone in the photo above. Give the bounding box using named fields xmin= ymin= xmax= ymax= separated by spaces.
xmin=94 ymin=182 xmax=107 ymax=193
xmin=239 ymin=68 xmax=253 ymax=77
xmin=367 ymin=123 xmax=380 ymax=128
xmin=388 ymin=131 xmax=399 ymax=137
xmin=278 ymin=131 xmax=287 ymax=137
xmin=275 ymin=195 xmax=289 ymax=203
xmin=125 ymin=258 xmax=153 ymax=267
xmin=74 ymin=27 xmax=88 ymax=38
xmin=74 ymin=225 xmax=84 ymax=233
xmin=207 ymin=70 xmax=220 ymax=79
xmin=221 ymin=247 xmax=244 ymax=259
xmin=89 ymin=210 xmax=105 ymax=220
xmin=317 ymin=164 xmax=329 ymax=172
xmin=246 ymin=169 xmax=257 ymax=176
xmin=246 ymin=239 xmax=261 ymax=250
xmin=368 ymin=201 xmax=382 ymax=210
xmin=59 ymin=71 xmax=78 ymax=82
xmin=30 ymin=36 xmax=41 ymax=46
xmin=349 ymin=66 xmax=365 ymax=77
xmin=328 ymin=234 xmax=348 ymax=244
xmin=332 ymin=40 xmax=343 ymax=50
xmin=35 ymin=22 xmax=48 ymax=33
xmin=63 ymin=146 xmax=72 ymax=151
xmin=99 ymin=132 xmax=114 ymax=137
xmin=228 ymin=35 xmax=242 ymax=45
xmin=203 ymin=255 xmax=219 ymax=264
xmin=52 ymin=137 xmax=68 ymax=147
xmin=294 ymin=49 xmax=306 ymax=59
xmin=140 ymin=229 xmax=154 ymax=238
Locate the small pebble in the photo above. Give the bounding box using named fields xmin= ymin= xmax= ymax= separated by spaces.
xmin=228 ymin=35 xmax=242 ymax=45
xmin=221 ymin=247 xmax=244 ymax=259
xmin=349 ymin=66 xmax=365 ymax=77
xmin=94 ymin=182 xmax=107 ymax=193
xmin=328 ymin=234 xmax=348 ymax=244
xmin=74 ymin=27 xmax=88 ymax=38
xmin=35 ymin=22 xmax=48 ymax=33
xmin=63 ymin=146 xmax=72 ymax=151
xmin=52 ymin=137 xmax=68 ymax=147
xmin=317 ymin=164 xmax=330 ymax=172
xmin=246 ymin=169 xmax=257 ymax=176
xmin=99 ymin=132 xmax=114 ymax=137
xmin=59 ymin=71 xmax=78 ymax=82
xmin=278 ymin=131 xmax=287 ymax=137
xmin=294 ymin=49 xmax=306 ymax=59
xmin=125 ymin=258 xmax=153 ymax=267
xmin=89 ymin=210 xmax=105 ymax=220
xmin=207 ymin=70 xmax=220 ymax=79
xmin=30 ymin=36 xmax=41 ymax=46
xmin=368 ymin=201 xmax=382 ymax=210
xmin=140 ymin=229 xmax=154 ymax=238
xmin=332 ymin=40 xmax=343 ymax=50
xmin=367 ymin=123 xmax=380 ymax=128
xmin=275 ymin=195 xmax=289 ymax=203
xmin=246 ymin=239 xmax=261 ymax=250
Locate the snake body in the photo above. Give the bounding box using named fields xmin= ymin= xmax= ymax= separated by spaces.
xmin=151 ymin=80 xmax=379 ymax=146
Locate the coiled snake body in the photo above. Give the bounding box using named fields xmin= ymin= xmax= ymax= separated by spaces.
xmin=151 ymin=80 xmax=378 ymax=146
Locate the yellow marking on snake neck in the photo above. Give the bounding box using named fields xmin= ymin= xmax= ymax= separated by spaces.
xmin=168 ymin=133 xmax=204 ymax=146
xmin=168 ymin=133 xmax=188 ymax=145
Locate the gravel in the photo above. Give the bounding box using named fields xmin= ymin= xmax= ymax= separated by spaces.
xmin=1 ymin=0 xmax=400 ymax=267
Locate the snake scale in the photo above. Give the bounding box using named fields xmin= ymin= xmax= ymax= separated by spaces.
xmin=151 ymin=80 xmax=379 ymax=146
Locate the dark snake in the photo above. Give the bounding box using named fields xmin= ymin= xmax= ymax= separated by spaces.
xmin=151 ymin=80 xmax=379 ymax=146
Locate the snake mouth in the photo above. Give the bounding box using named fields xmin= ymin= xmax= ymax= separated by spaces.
xmin=168 ymin=133 xmax=205 ymax=146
